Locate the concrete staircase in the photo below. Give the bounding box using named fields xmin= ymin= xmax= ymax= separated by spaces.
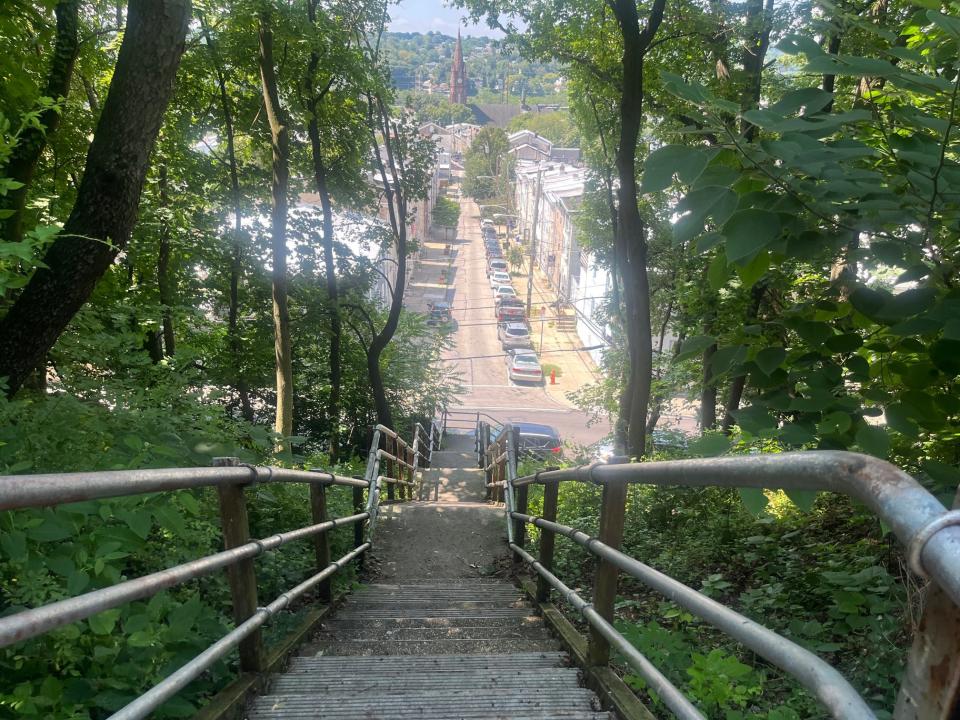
xmin=245 ymin=433 xmax=614 ymax=719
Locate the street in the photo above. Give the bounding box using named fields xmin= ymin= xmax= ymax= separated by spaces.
xmin=410 ymin=195 xmax=610 ymax=448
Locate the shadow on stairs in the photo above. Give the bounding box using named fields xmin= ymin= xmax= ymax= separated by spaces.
xmin=246 ymin=579 xmax=614 ymax=719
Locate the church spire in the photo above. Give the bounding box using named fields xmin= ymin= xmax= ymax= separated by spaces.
xmin=449 ymin=26 xmax=467 ymax=104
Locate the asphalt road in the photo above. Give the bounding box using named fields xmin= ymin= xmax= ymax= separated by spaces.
xmin=442 ymin=197 xmax=610 ymax=449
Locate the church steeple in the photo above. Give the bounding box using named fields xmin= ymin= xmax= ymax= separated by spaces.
xmin=449 ymin=27 xmax=467 ymax=104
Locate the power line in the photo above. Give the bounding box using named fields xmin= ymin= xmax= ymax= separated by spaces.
xmin=441 ymin=345 xmax=606 ymax=361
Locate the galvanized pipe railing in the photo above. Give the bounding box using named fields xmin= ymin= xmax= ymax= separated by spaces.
xmin=512 ymin=452 xmax=960 ymax=607
xmin=0 ymin=465 xmax=367 ymax=511
xmin=0 ymin=421 xmax=420 ymax=720
xmin=487 ymin=424 xmax=960 ymax=720
xmin=509 ymin=511 xmax=875 ymax=719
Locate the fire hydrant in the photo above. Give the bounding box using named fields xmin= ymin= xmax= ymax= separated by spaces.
xmin=550 ymin=369 xmax=556 ymax=385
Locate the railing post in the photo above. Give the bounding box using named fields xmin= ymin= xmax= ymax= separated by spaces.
xmin=386 ymin=433 xmax=396 ymax=501
xmin=309 ymin=482 xmax=332 ymax=603
xmin=404 ymin=445 xmax=413 ymax=500
xmin=587 ymin=458 xmax=629 ymax=668
xmin=512 ymin=425 xmax=527 ymax=558
xmin=537 ymin=478 xmax=559 ymax=603
xmin=213 ymin=457 xmax=265 ymax=673
xmin=353 ymin=483 xmax=365 ymax=570
xmin=482 ymin=425 xmax=493 ymax=500
xmin=894 ymin=487 xmax=960 ymax=720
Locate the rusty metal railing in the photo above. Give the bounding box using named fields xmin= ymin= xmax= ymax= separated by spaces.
xmin=0 ymin=423 xmax=421 ymax=720
xmin=482 ymin=422 xmax=960 ymax=720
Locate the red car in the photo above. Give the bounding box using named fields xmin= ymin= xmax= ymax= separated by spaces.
xmin=497 ymin=304 xmax=526 ymax=322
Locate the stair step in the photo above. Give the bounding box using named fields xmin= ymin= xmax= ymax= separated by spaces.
xmin=287 ymin=652 xmax=568 ymax=670
xmin=248 ymin=690 xmax=603 ymax=719
xmin=317 ymin=637 xmax=559 ymax=655
xmin=314 ymin=625 xmax=552 ymax=642
xmin=269 ymin=669 xmax=581 ymax=693
xmin=332 ymin=607 xmax=534 ymax=619
xmin=324 ymin=615 xmax=544 ymax=630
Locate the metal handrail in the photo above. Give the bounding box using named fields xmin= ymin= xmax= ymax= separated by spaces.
xmin=108 ymin=542 xmax=370 ymax=720
xmin=509 ymin=542 xmax=706 ymax=720
xmin=0 ymin=422 xmax=419 ymax=720
xmin=488 ymin=424 xmax=960 ymax=719
xmin=513 ymin=452 xmax=960 ymax=607
xmin=509 ymin=511 xmax=874 ymax=719
xmin=0 ymin=465 xmax=368 ymax=512
xmin=0 ymin=512 xmax=368 ymax=647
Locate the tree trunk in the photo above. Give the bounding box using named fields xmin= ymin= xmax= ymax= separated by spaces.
xmin=258 ymin=11 xmax=293 ymax=443
xmin=721 ymin=282 xmax=765 ymax=432
xmin=611 ymin=0 xmax=666 ymax=458
xmin=305 ymin=0 xmax=343 ymax=461
xmin=1 ymin=0 xmax=80 ymax=244
xmin=739 ymin=0 xmax=774 ymax=141
xmin=701 ymin=340 xmax=718 ymax=431
xmin=366 ymin=96 xmax=411 ymax=430
xmin=201 ymin=14 xmax=253 ymax=422
xmin=156 ymin=163 xmax=175 ymax=356
xmin=0 ymin=0 xmax=191 ymax=397
xmin=309 ymin=135 xmax=344 ymax=461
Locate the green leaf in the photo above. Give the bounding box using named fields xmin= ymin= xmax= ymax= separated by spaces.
xmin=796 ymin=321 xmax=835 ymax=346
xmin=930 ymin=339 xmax=960 ymax=376
xmin=927 ymin=10 xmax=960 ymax=40
xmin=786 ymin=489 xmax=819 ymax=512
xmin=67 ymin=570 xmax=90 ymax=594
xmin=736 ymin=250 xmax=769 ymax=287
xmin=855 ymin=424 xmax=890 ymax=458
xmin=707 ymin=252 xmax=728 ymax=290
xmin=884 ymin=403 xmax=919 ymax=438
xmin=755 ymin=347 xmax=786 ymax=375
xmin=731 ymin=405 xmax=775 ymax=434
xmin=168 ymin=594 xmax=202 ymax=631
xmin=778 ymin=423 xmax=816 ymax=446
xmin=739 ymin=488 xmax=768 ymax=516
xmin=818 ymin=411 xmax=852 ymax=436
xmin=710 ymin=345 xmax=747 ymax=376
xmin=0 ymin=530 xmax=27 ymax=562
xmin=674 ymin=335 xmax=716 ymax=362
xmin=88 ymin=609 xmax=121 ymax=635
xmin=119 ymin=509 xmax=153 ymax=540
xmin=921 ymin=461 xmax=960 ymax=489
xmin=722 ymin=210 xmax=781 ymax=264
xmin=27 ymin=516 xmax=73 ymax=542
xmin=775 ymin=35 xmax=825 ymax=57
xmin=688 ymin=433 xmax=731 ymax=457
xmin=825 ymin=333 xmax=863 ymax=353
xmin=641 ymin=145 xmax=709 ymax=193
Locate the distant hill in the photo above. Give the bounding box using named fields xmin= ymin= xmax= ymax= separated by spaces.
xmin=383 ymin=31 xmax=566 ymax=103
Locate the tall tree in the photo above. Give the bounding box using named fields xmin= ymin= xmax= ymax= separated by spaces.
xmin=0 ymin=0 xmax=80 ymax=245
xmin=257 ymin=8 xmax=293 ymax=443
xmin=0 ymin=0 xmax=191 ymax=396
xmin=200 ymin=14 xmax=254 ymax=421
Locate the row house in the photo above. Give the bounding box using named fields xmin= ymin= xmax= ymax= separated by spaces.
xmin=514 ymin=160 xmax=612 ymax=364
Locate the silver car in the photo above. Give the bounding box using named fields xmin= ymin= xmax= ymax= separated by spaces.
xmin=506 ymin=350 xmax=543 ymax=383
xmin=498 ymin=322 xmax=532 ymax=350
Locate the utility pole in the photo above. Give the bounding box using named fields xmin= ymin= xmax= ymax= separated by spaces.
xmin=526 ymin=163 xmax=543 ymax=316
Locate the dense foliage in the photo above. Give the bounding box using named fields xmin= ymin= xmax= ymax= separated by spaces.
xmin=0 ymin=1 xmax=453 ymax=716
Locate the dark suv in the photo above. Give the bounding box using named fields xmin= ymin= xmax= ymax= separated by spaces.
xmin=493 ymin=422 xmax=562 ymax=459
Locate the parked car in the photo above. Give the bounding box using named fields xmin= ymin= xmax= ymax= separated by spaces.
xmin=516 ymin=422 xmax=562 ymax=458
xmin=493 ymin=285 xmax=517 ymax=301
xmin=425 ymin=300 xmax=452 ymax=326
xmin=481 ymin=219 xmax=494 ymax=228
xmin=506 ymin=350 xmax=543 ymax=383
xmin=498 ymin=321 xmax=532 ymax=350
xmin=497 ymin=303 xmax=526 ymax=322
xmin=487 ymin=259 xmax=509 ymax=276
xmin=488 ymin=271 xmax=512 ymax=289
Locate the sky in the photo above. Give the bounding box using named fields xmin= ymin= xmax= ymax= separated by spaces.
xmin=388 ymin=0 xmax=503 ymax=38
